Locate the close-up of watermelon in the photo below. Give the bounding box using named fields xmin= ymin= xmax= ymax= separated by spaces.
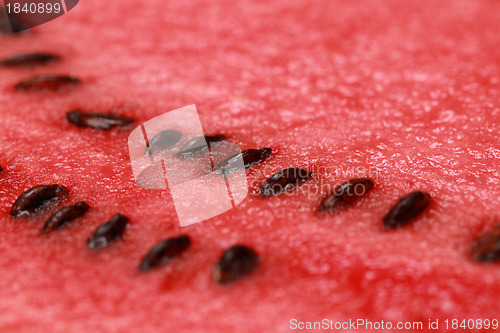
xmin=0 ymin=0 xmax=499 ymax=332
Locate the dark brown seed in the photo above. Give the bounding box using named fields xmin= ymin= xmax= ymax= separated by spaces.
xmin=176 ymin=135 xmax=226 ymax=158
xmin=318 ymin=178 xmax=375 ymax=212
xmin=144 ymin=129 xmax=183 ymax=155
xmin=215 ymin=148 xmax=272 ymax=177
xmin=0 ymin=12 xmax=29 ymax=34
xmin=213 ymin=245 xmax=260 ymax=284
xmin=139 ymin=235 xmax=191 ymax=272
xmin=10 ymin=185 xmax=70 ymax=217
xmin=0 ymin=53 xmax=60 ymax=67
xmin=87 ymin=213 xmax=129 ymax=249
xmin=41 ymin=201 xmax=90 ymax=233
xmin=383 ymin=191 xmax=431 ymax=228
xmin=471 ymin=225 xmax=500 ymax=262
xmin=260 ymin=168 xmax=313 ymax=197
xmin=66 ymin=110 xmax=134 ymax=130
xmin=15 ymin=75 xmax=81 ymax=91
xmin=0 ymin=164 xmax=3 ymax=172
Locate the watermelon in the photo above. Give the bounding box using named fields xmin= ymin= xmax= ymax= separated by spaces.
xmin=1 ymin=0 xmax=500 ymax=332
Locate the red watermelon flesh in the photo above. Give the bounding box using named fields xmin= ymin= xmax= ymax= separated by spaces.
xmin=1 ymin=0 xmax=500 ymax=332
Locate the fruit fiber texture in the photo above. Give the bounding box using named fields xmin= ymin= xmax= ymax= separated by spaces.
xmin=0 ymin=0 xmax=499 ymax=332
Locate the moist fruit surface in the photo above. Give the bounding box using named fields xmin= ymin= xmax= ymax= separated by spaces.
xmin=0 ymin=0 xmax=499 ymax=332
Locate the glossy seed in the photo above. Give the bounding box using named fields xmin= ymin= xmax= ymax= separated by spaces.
xmin=176 ymin=135 xmax=226 ymax=158
xmin=10 ymin=185 xmax=69 ymax=217
xmin=0 ymin=164 xmax=3 ymax=172
xmin=213 ymin=245 xmax=260 ymax=284
xmin=42 ymin=201 xmax=90 ymax=233
xmin=139 ymin=235 xmax=191 ymax=272
xmin=318 ymin=178 xmax=375 ymax=211
xmin=0 ymin=53 xmax=60 ymax=67
xmin=260 ymin=168 xmax=313 ymax=197
xmin=144 ymin=129 xmax=183 ymax=155
xmin=383 ymin=191 xmax=431 ymax=228
xmin=471 ymin=225 xmax=500 ymax=262
xmin=15 ymin=75 xmax=81 ymax=91
xmin=66 ymin=110 xmax=134 ymax=130
xmin=87 ymin=213 xmax=129 ymax=249
xmin=215 ymin=148 xmax=272 ymax=177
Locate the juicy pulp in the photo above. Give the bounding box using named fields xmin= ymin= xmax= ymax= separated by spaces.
xmin=0 ymin=0 xmax=499 ymax=332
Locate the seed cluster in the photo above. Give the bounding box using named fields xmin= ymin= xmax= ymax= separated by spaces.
xmin=2 ymin=38 xmax=497 ymax=298
xmin=8 ymin=182 xmax=261 ymax=282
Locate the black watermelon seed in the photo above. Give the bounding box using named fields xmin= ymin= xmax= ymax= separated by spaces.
xmin=0 ymin=164 xmax=3 ymax=172
xmin=10 ymin=185 xmax=69 ymax=217
xmin=176 ymin=135 xmax=226 ymax=158
xmin=383 ymin=191 xmax=431 ymax=229
xmin=42 ymin=201 xmax=90 ymax=233
xmin=0 ymin=12 xmax=29 ymax=34
xmin=212 ymin=245 xmax=260 ymax=284
xmin=139 ymin=235 xmax=191 ymax=272
xmin=318 ymin=178 xmax=375 ymax=212
xmin=0 ymin=53 xmax=60 ymax=67
xmin=144 ymin=129 xmax=183 ymax=155
xmin=87 ymin=213 xmax=129 ymax=249
xmin=66 ymin=110 xmax=134 ymax=130
xmin=215 ymin=148 xmax=272 ymax=177
xmin=260 ymin=168 xmax=313 ymax=197
xmin=471 ymin=225 xmax=500 ymax=262
xmin=15 ymin=75 xmax=81 ymax=91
